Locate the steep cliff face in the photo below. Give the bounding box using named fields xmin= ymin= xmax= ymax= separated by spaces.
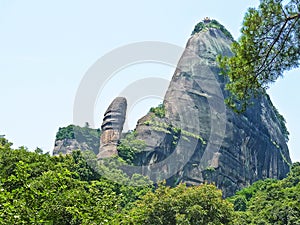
xmin=134 ymin=22 xmax=291 ymax=196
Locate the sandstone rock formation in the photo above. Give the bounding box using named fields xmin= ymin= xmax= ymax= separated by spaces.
xmin=97 ymin=97 xmax=127 ymax=159
xmin=52 ymin=20 xmax=291 ymax=197
xmin=133 ymin=21 xmax=291 ymax=196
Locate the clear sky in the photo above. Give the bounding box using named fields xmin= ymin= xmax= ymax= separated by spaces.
xmin=0 ymin=0 xmax=299 ymax=161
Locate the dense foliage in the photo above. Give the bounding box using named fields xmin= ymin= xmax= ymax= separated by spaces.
xmin=0 ymin=137 xmax=299 ymax=224
xmin=0 ymin=137 xmax=150 ymax=225
xmin=120 ymin=183 xmax=235 ymax=225
xmin=149 ymin=103 xmax=166 ymax=118
xmin=230 ymin=162 xmax=300 ymax=224
xmin=218 ymin=0 xmax=300 ymax=111
xmin=117 ymin=131 xmax=146 ymax=164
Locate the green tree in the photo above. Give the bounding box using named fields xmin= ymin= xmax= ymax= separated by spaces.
xmin=230 ymin=163 xmax=300 ymax=225
xmin=120 ymin=183 xmax=235 ymax=225
xmin=117 ymin=131 xmax=146 ymax=164
xmin=0 ymin=137 xmax=152 ymax=225
xmin=218 ymin=0 xmax=300 ymax=111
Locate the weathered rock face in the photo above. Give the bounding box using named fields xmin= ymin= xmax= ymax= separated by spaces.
xmin=54 ymin=139 xmax=91 ymax=155
xmin=53 ymin=125 xmax=101 ymax=156
xmin=97 ymin=97 xmax=127 ymax=159
xmin=134 ymin=24 xmax=291 ymax=196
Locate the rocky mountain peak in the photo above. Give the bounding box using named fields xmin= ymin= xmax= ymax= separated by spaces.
xmin=192 ymin=19 xmax=234 ymax=41
xmin=134 ymin=21 xmax=291 ymax=196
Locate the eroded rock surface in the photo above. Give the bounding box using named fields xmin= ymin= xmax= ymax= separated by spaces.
xmin=97 ymin=97 xmax=127 ymax=159
xmin=53 ymin=125 xmax=101 ymax=156
xmin=54 ymin=139 xmax=91 ymax=155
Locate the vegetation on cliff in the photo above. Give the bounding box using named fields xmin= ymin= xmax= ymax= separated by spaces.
xmin=192 ymin=18 xmax=234 ymax=41
xmin=149 ymin=103 xmax=166 ymax=118
xmin=55 ymin=124 xmax=101 ymax=154
xmin=117 ymin=130 xmax=146 ymax=164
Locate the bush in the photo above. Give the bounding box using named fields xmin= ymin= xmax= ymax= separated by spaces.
xmin=150 ymin=103 xmax=166 ymax=118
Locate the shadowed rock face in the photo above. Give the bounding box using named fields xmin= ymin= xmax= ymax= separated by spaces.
xmin=134 ymin=26 xmax=291 ymax=197
xmin=54 ymin=139 xmax=91 ymax=155
xmin=97 ymin=97 xmax=127 ymax=159
xmin=53 ymin=125 xmax=101 ymax=156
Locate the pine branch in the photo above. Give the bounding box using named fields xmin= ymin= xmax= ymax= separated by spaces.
xmin=262 ymin=17 xmax=299 ymax=75
xmin=254 ymin=12 xmax=299 ymax=74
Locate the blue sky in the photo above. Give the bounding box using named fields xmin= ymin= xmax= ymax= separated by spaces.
xmin=0 ymin=0 xmax=299 ymax=161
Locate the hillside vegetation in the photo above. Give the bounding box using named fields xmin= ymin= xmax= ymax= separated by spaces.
xmin=0 ymin=137 xmax=299 ymax=224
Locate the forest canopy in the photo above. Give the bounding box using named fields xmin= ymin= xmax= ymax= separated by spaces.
xmin=0 ymin=137 xmax=299 ymax=224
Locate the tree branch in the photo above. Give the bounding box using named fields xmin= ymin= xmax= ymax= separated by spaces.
xmin=260 ymin=18 xmax=299 ymax=76
xmin=255 ymin=19 xmax=289 ymax=74
xmin=255 ymin=16 xmax=299 ymax=77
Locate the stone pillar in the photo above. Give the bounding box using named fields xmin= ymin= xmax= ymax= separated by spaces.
xmin=97 ymin=97 xmax=127 ymax=159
